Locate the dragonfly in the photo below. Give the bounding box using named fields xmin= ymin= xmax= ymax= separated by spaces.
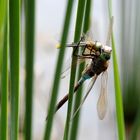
xmin=50 ymin=16 xmax=114 ymax=120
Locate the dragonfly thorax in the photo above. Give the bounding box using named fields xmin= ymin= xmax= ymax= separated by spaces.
xmin=82 ymin=41 xmax=102 ymax=57
xmin=100 ymin=45 xmax=112 ymax=61
xmin=86 ymin=41 xmax=102 ymax=51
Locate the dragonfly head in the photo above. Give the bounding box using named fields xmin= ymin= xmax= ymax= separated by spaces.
xmin=102 ymin=45 xmax=112 ymax=54
xmin=101 ymin=45 xmax=112 ymax=60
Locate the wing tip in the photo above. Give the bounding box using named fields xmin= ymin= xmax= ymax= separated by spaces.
xmin=97 ymin=110 xmax=106 ymax=120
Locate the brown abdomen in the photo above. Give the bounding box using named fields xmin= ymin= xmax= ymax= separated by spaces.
xmin=94 ymin=60 xmax=109 ymax=75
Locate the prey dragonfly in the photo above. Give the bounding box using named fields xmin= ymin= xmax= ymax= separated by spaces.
xmin=49 ymin=16 xmax=114 ymax=120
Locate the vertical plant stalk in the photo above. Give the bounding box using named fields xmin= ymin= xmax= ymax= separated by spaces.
xmin=9 ymin=0 xmax=20 ymax=139
xmin=43 ymin=0 xmax=74 ymax=140
xmin=83 ymin=0 xmax=92 ymax=34
xmin=111 ymin=34 xmax=126 ymax=140
xmin=108 ymin=1 xmax=126 ymax=140
xmin=0 ymin=0 xmax=9 ymax=139
xmin=63 ymin=0 xmax=87 ymax=140
xmin=0 ymin=0 xmax=7 ymax=77
xmin=24 ymin=0 xmax=35 ymax=140
xmin=0 ymin=0 xmax=6 ymax=30
xmin=69 ymin=0 xmax=92 ymax=140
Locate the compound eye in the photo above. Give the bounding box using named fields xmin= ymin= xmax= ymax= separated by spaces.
xmin=103 ymin=45 xmax=112 ymax=53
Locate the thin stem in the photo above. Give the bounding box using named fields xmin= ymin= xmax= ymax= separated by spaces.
xmin=0 ymin=0 xmax=9 ymax=139
xmin=108 ymin=1 xmax=126 ymax=140
xmin=43 ymin=0 xmax=74 ymax=140
xmin=9 ymin=0 xmax=20 ymax=139
xmin=69 ymin=0 xmax=92 ymax=140
xmin=24 ymin=0 xmax=35 ymax=139
xmin=63 ymin=0 xmax=87 ymax=140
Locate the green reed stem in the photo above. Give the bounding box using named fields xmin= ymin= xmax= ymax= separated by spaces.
xmin=69 ymin=1 xmax=92 ymax=140
xmin=0 ymin=0 xmax=6 ymax=30
xmin=43 ymin=0 xmax=74 ymax=140
xmin=63 ymin=1 xmax=87 ymax=140
xmin=0 ymin=0 xmax=7 ymax=76
xmin=83 ymin=0 xmax=92 ymax=34
xmin=9 ymin=0 xmax=20 ymax=139
xmin=68 ymin=65 xmax=84 ymax=140
xmin=24 ymin=0 xmax=35 ymax=140
xmin=108 ymin=1 xmax=126 ymax=140
xmin=111 ymin=34 xmax=126 ymax=140
xmin=0 ymin=1 xmax=9 ymax=139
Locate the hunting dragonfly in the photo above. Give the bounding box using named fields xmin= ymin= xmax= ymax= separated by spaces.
xmin=53 ymin=16 xmax=113 ymax=120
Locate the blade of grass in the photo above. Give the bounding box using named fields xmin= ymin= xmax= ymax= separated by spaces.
xmin=24 ymin=0 xmax=35 ymax=140
xmin=69 ymin=0 xmax=92 ymax=140
xmin=0 ymin=0 xmax=6 ymax=31
xmin=0 ymin=0 xmax=7 ymax=76
xmin=9 ymin=0 xmax=20 ymax=139
xmin=0 ymin=0 xmax=6 ymax=136
xmin=111 ymin=31 xmax=126 ymax=140
xmin=43 ymin=0 xmax=75 ymax=140
xmin=108 ymin=1 xmax=126 ymax=140
xmin=0 ymin=0 xmax=9 ymax=139
xmin=63 ymin=1 xmax=87 ymax=140
xmin=83 ymin=0 xmax=92 ymax=34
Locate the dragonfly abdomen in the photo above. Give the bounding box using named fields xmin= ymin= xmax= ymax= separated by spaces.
xmin=78 ymin=74 xmax=91 ymax=85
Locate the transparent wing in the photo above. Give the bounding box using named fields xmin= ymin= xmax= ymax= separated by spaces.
xmin=61 ymin=57 xmax=87 ymax=79
xmin=97 ymin=71 xmax=108 ymax=120
xmin=61 ymin=44 xmax=93 ymax=79
xmin=60 ymin=28 xmax=95 ymax=78
xmin=81 ymin=59 xmax=92 ymax=75
xmin=71 ymin=75 xmax=98 ymax=120
xmin=106 ymin=16 xmax=114 ymax=45
xmin=82 ymin=31 xmax=92 ymax=42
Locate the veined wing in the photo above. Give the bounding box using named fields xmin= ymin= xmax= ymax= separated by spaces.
xmin=96 ymin=16 xmax=114 ymax=120
xmin=106 ymin=16 xmax=114 ymax=46
xmin=97 ymin=71 xmax=108 ymax=120
xmin=61 ymin=44 xmax=93 ymax=79
xmin=71 ymin=75 xmax=98 ymax=120
xmin=61 ymin=57 xmax=87 ymax=79
xmin=60 ymin=29 xmax=95 ymax=78
xmin=82 ymin=31 xmax=93 ymax=42
xmin=81 ymin=59 xmax=92 ymax=75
